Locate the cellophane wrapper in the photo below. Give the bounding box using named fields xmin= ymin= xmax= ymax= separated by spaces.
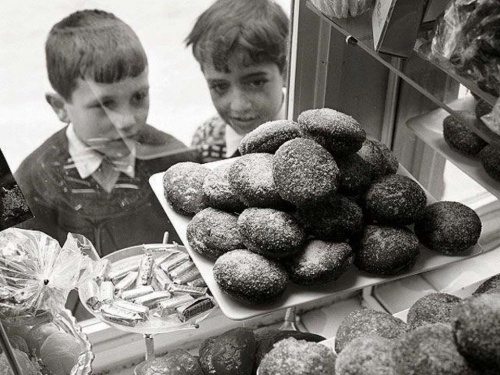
xmin=0 ymin=228 xmax=99 ymax=324
xmin=431 ymin=0 xmax=500 ymax=96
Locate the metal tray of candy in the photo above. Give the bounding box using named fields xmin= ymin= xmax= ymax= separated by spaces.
xmin=78 ymin=243 xmax=217 ymax=335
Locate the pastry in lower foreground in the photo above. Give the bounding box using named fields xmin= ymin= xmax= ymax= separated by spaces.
xmin=253 ymin=328 xmax=326 ymax=369
xmin=163 ymin=162 xmax=209 ymax=215
xmin=334 ymin=308 xmax=407 ymax=353
xmin=273 ymin=138 xmax=339 ymax=205
xmin=238 ymin=119 xmax=302 ymax=155
xmin=237 ymin=207 xmax=306 ymax=258
xmin=210 ymin=327 xmax=256 ymax=375
xmin=364 ymin=174 xmax=427 ymax=226
xmin=213 ymin=249 xmax=288 ymax=304
xmin=357 ymin=138 xmax=398 ymax=179
xmin=442 ymin=113 xmax=488 ymax=156
xmin=335 ymin=335 xmax=397 ymax=375
xmin=414 ymin=201 xmax=482 ymax=255
xmin=297 ymin=108 xmax=366 ymax=157
xmin=451 ymin=294 xmax=500 ymax=371
xmin=283 ymin=239 xmax=354 ymax=286
xmin=406 ymin=292 xmax=462 ymax=330
xmin=479 ymin=144 xmax=500 ymax=182
xmin=202 ymin=163 xmax=245 ymax=213
xmin=227 ymin=153 xmax=290 ymax=209
xmin=258 ymin=337 xmax=336 ymax=375
xmin=186 ymin=207 xmax=245 ymax=260
xmin=296 ymin=194 xmax=363 ymax=242
xmin=473 ymin=273 xmax=500 ymax=295
xmin=352 ymin=225 xmax=420 ymax=276
xmin=137 ymin=349 xmax=203 ymax=375
xmin=393 ymin=323 xmax=476 ymax=375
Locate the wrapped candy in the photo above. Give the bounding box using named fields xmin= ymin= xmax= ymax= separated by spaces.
xmin=0 ymin=228 xmax=99 ymax=323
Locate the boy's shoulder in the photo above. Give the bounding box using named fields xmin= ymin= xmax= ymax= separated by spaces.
xmin=191 ymin=115 xmax=227 ymax=147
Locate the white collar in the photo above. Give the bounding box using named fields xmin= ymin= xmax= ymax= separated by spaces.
xmin=66 ymin=124 xmax=136 ymax=179
xmin=224 ymin=89 xmax=287 ymax=157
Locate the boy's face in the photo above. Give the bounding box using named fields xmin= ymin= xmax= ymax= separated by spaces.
xmin=203 ymin=60 xmax=285 ymax=135
xmin=63 ymin=71 xmax=150 ymax=158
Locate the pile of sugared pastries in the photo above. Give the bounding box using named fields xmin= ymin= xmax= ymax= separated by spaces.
xmin=164 ymin=108 xmax=482 ymax=306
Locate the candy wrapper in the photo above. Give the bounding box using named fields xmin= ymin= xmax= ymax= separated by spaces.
xmin=0 ymin=228 xmax=101 ymax=323
xmin=431 ymin=0 xmax=500 ymax=97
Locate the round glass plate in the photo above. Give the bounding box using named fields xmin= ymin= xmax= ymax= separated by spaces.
xmin=78 ymin=244 xmax=216 ymax=335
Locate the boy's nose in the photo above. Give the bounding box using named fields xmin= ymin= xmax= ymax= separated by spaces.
xmin=229 ymin=89 xmax=252 ymax=112
xmin=111 ymin=110 xmax=139 ymax=132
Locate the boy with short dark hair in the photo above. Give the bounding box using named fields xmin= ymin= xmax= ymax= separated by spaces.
xmin=16 ymin=9 xmax=196 ymax=256
xmin=186 ymin=0 xmax=290 ymax=163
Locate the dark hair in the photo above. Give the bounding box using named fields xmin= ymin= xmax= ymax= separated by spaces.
xmin=45 ymin=9 xmax=148 ymax=101
xmin=185 ymin=0 xmax=289 ymax=73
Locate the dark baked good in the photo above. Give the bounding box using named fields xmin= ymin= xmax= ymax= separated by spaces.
xmin=296 ymin=194 xmax=364 ymax=242
xmin=297 ymin=108 xmax=366 ymax=157
xmin=283 ymin=239 xmax=354 ymax=286
xmin=210 ymin=327 xmax=256 ymax=375
xmin=352 ymin=225 xmax=420 ymax=276
xmin=253 ymin=328 xmax=325 ymax=369
xmin=186 ymin=208 xmax=245 ymax=260
xmin=479 ymin=145 xmax=500 ymax=182
xmin=357 ymin=139 xmax=398 ymax=179
xmin=473 ymin=273 xmax=500 ymax=295
xmin=393 ymin=323 xmax=477 ymax=375
xmin=336 ymin=153 xmax=373 ymax=195
xmin=138 ymin=349 xmax=204 ymax=375
xmin=364 ymin=174 xmax=427 ymax=225
xmin=406 ymin=292 xmax=462 ymax=330
xmin=335 ymin=335 xmax=397 ymax=375
xmin=335 ymin=308 xmax=407 ymax=353
xmin=203 ymin=163 xmax=246 ymax=213
xmin=238 ymin=207 xmax=306 ymax=258
xmin=414 ymin=201 xmax=481 ymax=255
xmin=238 ymin=120 xmax=302 ymax=155
xmin=259 ymin=337 xmax=336 ymax=375
xmin=198 ymin=336 xmax=217 ymax=375
xmin=213 ymin=249 xmax=288 ymax=304
xmin=475 ymin=98 xmax=493 ymax=120
xmin=227 ymin=153 xmax=289 ymax=209
xmin=273 ymin=138 xmax=339 ymax=205
xmin=451 ymin=294 xmax=500 ymax=370
xmin=163 ymin=162 xmax=209 ymax=215
xmin=442 ymin=113 xmax=488 ymax=156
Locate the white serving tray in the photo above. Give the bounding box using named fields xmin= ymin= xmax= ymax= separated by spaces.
xmin=150 ymin=159 xmax=482 ymax=321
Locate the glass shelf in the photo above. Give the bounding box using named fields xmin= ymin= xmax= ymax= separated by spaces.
xmin=305 ymin=0 xmax=498 ymax=108
xmin=407 ymin=96 xmax=500 ymax=201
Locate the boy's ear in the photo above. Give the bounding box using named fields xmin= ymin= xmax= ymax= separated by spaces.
xmin=45 ymin=93 xmax=70 ymax=123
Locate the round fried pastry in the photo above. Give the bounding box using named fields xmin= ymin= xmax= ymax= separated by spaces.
xmin=238 ymin=120 xmax=302 ymax=155
xmin=357 ymin=139 xmax=398 ymax=179
xmin=479 ymin=145 xmax=500 ymax=182
xmin=443 ymin=114 xmax=487 ymax=156
xmin=202 ymin=163 xmax=245 ymax=213
xmin=407 ymin=292 xmax=462 ymax=330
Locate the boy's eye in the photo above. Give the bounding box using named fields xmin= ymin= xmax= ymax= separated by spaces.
xmin=132 ymin=90 xmax=149 ymax=103
xmin=248 ymin=79 xmax=268 ymax=88
xmin=209 ymin=83 xmax=229 ymax=95
xmin=99 ymin=100 xmax=116 ymax=110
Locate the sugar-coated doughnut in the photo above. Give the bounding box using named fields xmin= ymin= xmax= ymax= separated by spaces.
xmin=273 ymin=138 xmax=339 ymax=205
xmin=213 ymin=249 xmax=288 ymax=304
xmin=479 ymin=145 xmax=500 ymax=182
xmin=238 ymin=120 xmax=302 ymax=155
xmin=414 ymin=201 xmax=481 ymax=255
xmin=202 ymin=163 xmax=245 ymax=213
xmin=473 ymin=273 xmax=500 ymax=295
xmin=406 ymin=292 xmax=462 ymax=330
xmin=442 ymin=114 xmax=487 ymax=157
xmin=163 ymin=162 xmax=209 ymax=215
xmin=357 ymin=139 xmax=398 ymax=179
xmin=336 ymin=153 xmax=373 ymax=195
xmin=297 ymin=108 xmax=366 ymax=156
xmin=186 ymin=207 xmax=245 ymax=260
xmin=335 ymin=308 xmax=407 ymax=353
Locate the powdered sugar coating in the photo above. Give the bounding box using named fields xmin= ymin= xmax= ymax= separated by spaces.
xmin=357 ymin=139 xmax=398 ymax=179
xmin=202 ymin=163 xmax=245 ymax=213
xmin=238 ymin=120 xmax=302 ymax=155
xmin=273 ymin=138 xmax=339 ymax=205
xmin=407 ymin=292 xmax=462 ymax=331
xmin=259 ymin=337 xmax=336 ymax=375
xmin=186 ymin=207 xmax=245 ymax=260
xmin=297 ymin=108 xmax=366 ymax=157
xmin=238 ymin=207 xmax=306 ymax=258
xmin=228 ymin=153 xmax=289 ymax=209
xmin=163 ymin=162 xmax=209 ymax=215
xmin=213 ymin=249 xmax=288 ymax=304
xmin=283 ymin=239 xmax=354 ymax=286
